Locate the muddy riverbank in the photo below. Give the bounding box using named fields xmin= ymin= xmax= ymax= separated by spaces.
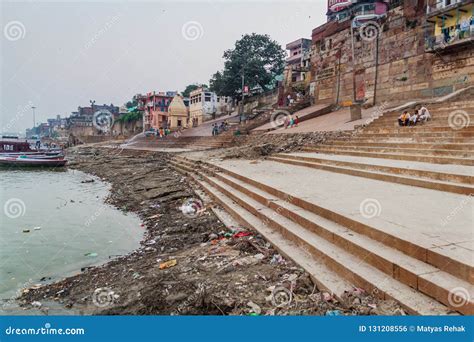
xmin=18 ymin=146 xmax=400 ymax=315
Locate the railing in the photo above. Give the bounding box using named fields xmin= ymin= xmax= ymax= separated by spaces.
xmin=425 ymin=28 xmax=473 ymax=51
xmin=427 ymin=0 xmax=470 ymax=15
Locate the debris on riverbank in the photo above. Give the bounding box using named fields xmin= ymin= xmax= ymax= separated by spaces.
xmin=18 ymin=147 xmax=400 ymax=315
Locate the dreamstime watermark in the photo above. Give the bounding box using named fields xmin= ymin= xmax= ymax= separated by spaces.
xmin=447 ymin=287 xmax=470 ymax=308
xmin=4 ymin=323 xmax=85 ymax=336
xmin=364 ymin=101 xmax=389 ymax=125
xmin=2 ymin=101 xmax=33 ymax=132
xmin=83 ymin=12 xmax=122 ymax=51
xmin=271 ymin=286 xmax=293 ymax=308
xmin=93 ymin=109 xmax=114 ymax=133
xmin=84 ymin=203 xmax=107 ymax=227
xmin=441 ymin=194 xmax=473 ymax=226
xmin=92 ymin=287 xmax=115 ymax=307
xmin=359 ymin=21 xmax=382 ymax=42
xmin=270 ymin=109 xmax=291 ymax=129
xmin=3 ymin=20 xmax=26 ymax=41
xmin=448 ymin=110 xmax=470 ymax=130
xmin=359 ymin=198 xmax=381 ymax=219
xmin=172 ymin=282 xmax=206 ymax=315
xmin=3 ymin=198 xmax=26 ymax=219
xmin=179 ymin=198 xmax=204 ymax=218
xmin=181 ymin=21 xmax=204 ymax=41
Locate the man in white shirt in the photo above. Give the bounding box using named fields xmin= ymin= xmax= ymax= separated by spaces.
xmin=419 ymin=106 xmax=431 ymax=123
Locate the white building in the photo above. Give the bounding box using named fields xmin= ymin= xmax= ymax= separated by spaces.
xmin=189 ymin=87 xmax=231 ymax=126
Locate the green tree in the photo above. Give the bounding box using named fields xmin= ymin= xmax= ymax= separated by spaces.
xmin=182 ymin=84 xmax=208 ymax=98
xmin=212 ymin=33 xmax=285 ymax=97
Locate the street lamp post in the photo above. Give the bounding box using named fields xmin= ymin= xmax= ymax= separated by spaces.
xmin=31 ymin=106 xmax=36 ymax=131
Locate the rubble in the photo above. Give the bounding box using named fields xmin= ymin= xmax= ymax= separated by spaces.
xmin=18 ymin=147 xmax=401 ymax=315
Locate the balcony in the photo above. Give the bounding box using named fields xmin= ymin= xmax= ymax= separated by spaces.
xmin=425 ymin=33 xmax=473 ymax=52
xmin=427 ymin=0 xmax=472 ymax=17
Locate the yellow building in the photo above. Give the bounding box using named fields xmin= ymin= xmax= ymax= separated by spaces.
xmin=168 ymin=95 xmax=188 ymax=130
xmin=426 ymin=0 xmax=473 ymax=51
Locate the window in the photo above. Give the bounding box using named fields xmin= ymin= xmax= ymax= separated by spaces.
xmin=205 ymin=96 xmax=211 ymax=102
xmin=178 ymin=120 xmax=182 ymax=127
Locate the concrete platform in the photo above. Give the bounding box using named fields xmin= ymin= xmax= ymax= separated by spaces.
xmin=282 ymin=152 xmax=474 ymax=178
xmin=206 ymin=158 xmax=473 ymax=270
xmin=171 ymin=156 xmax=472 ymax=314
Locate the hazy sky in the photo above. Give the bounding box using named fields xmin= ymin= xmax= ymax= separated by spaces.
xmin=1 ymin=0 xmax=326 ymax=133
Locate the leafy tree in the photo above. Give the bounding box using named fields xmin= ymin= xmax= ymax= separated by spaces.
xmin=209 ymin=71 xmax=232 ymax=96
xmin=211 ymin=33 xmax=285 ymax=97
xmin=182 ymin=84 xmax=208 ymax=98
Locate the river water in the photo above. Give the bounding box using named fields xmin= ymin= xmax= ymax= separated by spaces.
xmin=0 ymin=168 xmax=143 ymax=309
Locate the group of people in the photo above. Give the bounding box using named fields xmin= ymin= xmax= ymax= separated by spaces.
xmin=285 ymin=92 xmax=304 ymax=107
xmin=157 ymin=127 xmax=171 ymax=137
xmin=398 ymin=106 xmax=431 ymax=127
xmin=211 ymin=120 xmax=229 ymax=136
xmin=283 ymin=115 xmax=299 ymax=129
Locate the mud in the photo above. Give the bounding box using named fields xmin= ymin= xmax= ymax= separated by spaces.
xmin=18 ymin=147 xmax=401 ymax=316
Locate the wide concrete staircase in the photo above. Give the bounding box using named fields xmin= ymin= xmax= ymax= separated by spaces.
xmin=170 ymin=155 xmax=472 ymax=315
xmin=267 ymin=99 xmax=474 ymax=195
xmin=170 ymin=97 xmax=473 ymax=315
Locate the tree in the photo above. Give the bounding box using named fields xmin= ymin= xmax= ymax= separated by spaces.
xmin=209 ymin=71 xmax=234 ymax=97
xmin=182 ymin=84 xmax=208 ymax=98
xmin=212 ymin=33 xmax=285 ymax=97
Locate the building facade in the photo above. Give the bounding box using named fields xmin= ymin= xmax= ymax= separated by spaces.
xmin=69 ymin=103 xmax=119 ymax=136
xmin=283 ymin=38 xmax=312 ymax=93
xmin=189 ymin=87 xmax=230 ymax=126
xmin=136 ymin=91 xmax=177 ymax=131
xmin=168 ymin=94 xmax=189 ymax=130
xmin=290 ymin=0 xmax=474 ymax=106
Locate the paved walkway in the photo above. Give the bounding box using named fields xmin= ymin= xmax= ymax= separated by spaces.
xmin=179 ymin=112 xmax=240 ymax=137
xmin=267 ymin=106 xmax=381 ymax=134
xmin=204 ymin=158 xmax=473 ymax=268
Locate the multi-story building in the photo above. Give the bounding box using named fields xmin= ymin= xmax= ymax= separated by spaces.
xmin=284 ymin=38 xmax=312 ymax=91
xmin=425 ymin=0 xmax=473 ymax=52
xmin=299 ymin=0 xmax=473 ymax=106
xmin=69 ymin=103 xmax=119 ymax=136
xmin=189 ymin=87 xmax=229 ymax=126
xmin=136 ymin=91 xmax=177 ymax=131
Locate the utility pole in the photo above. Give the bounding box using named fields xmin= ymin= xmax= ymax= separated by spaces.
xmin=31 ymin=106 xmax=36 ymax=130
xmin=239 ymin=73 xmax=245 ymax=123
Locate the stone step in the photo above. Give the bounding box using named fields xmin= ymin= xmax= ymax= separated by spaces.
xmin=175 ymin=156 xmax=473 ymax=285
xmin=348 ymin=136 xmax=473 ymax=144
xmin=172 ymin=160 xmax=463 ymax=315
xmin=210 ymin=170 xmax=473 ymax=315
xmin=364 ymin=126 xmax=474 ymax=133
xmin=328 ymin=141 xmax=474 ymax=151
xmin=267 ymin=155 xmax=473 ymax=195
xmin=356 ymin=131 xmax=473 ymax=138
xmin=301 ymin=147 xmax=474 ymax=165
xmin=316 ymin=144 xmax=474 ymax=158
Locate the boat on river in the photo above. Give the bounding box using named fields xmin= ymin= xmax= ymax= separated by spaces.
xmin=0 ymin=139 xmax=67 ymax=167
xmin=0 ymin=155 xmax=67 ymax=167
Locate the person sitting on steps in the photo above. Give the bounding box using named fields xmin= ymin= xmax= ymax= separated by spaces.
xmin=418 ymin=106 xmax=431 ymax=123
xmin=409 ymin=110 xmax=419 ymax=126
xmin=398 ymin=111 xmax=410 ymax=126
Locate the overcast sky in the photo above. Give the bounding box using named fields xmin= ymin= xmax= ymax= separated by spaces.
xmin=1 ymin=0 xmax=326 ymax=133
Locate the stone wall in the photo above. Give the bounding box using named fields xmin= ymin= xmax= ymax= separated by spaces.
xmin=309 ymin=5 xmax=474 ymax=105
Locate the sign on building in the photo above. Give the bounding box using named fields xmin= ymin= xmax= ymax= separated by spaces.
xmin=328 ymin=0 xmax=352 ymax=12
